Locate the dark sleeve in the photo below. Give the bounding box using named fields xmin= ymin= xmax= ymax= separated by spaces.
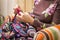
xmin=33 ymin=18 xmax=53 ymax=29
xmin=52 ymin=2 xmax=60 ymax=24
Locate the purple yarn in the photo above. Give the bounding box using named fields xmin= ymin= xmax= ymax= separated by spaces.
xmin=34 ymin=0 xmax=39 ymax=5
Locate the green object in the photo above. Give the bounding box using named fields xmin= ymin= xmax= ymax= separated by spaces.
xmin=52 ymin=22 xmax=56 ymax=25
xmin=0 ymin=18 xmax=1 ymax=25
xmin=0 ymin=17 xmax=2 ymax=25
xmin=0 ymin=16 xmax=4 ymax=26
xmin=45 ymin=13 xmax=49 ymax=18
xmin=49 ymin=27 xmax=58 ymax=40
xmin=42 ymin=24 xmax=46 ymax=29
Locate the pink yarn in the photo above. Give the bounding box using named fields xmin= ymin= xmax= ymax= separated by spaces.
xmin=14 ymin=6 xmax=21 ymax=15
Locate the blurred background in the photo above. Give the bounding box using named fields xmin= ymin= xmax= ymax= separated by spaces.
xmin=0 ymin=0 xmax=34 ymax=17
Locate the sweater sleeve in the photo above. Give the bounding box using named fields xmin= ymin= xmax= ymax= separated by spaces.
xmin=52 ymin=2 xmax=60 ymax=24
xmin=33 ymin=18 xmax=53 ymax=29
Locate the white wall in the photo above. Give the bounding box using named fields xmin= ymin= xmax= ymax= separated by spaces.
xmin=17 ymin=0 xmax=34 ymax=12
xmin=0 ymin=0 xmax=34 ymax=17
xmin=0 ymin=0 xmax=7 ymax=17
xmin=7 ymin=0 xmax=17 ymax=15
xmin=0 ymin=0 xmax=17 ymax=17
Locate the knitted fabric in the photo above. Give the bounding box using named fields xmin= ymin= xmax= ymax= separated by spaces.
xmin=34 ymin=25 xmax=60 ymax=40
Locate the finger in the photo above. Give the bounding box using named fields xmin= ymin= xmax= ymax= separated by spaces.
xmin=24 ymin=12 xmax=29 ymax=15
xmin=20 ymin=12 xmax=24 ymax=17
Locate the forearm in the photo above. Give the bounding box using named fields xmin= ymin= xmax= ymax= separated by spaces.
xmin=32 ymin=19 xmax=53 ymax=29
xmin=52 ymin=4 xmax=60 ymax=24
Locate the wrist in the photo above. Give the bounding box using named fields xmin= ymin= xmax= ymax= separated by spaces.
xmin=29 ymin=18 xmax=34 ymax=24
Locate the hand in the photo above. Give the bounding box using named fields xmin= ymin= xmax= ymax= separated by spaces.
xmin=16 ymin=12 xmax=34 ymax=24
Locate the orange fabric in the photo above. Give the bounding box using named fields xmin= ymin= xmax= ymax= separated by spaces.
xmin=9 ymin=14 xmax=15 ymax=21
xmin=4 ymin=16 xmax=9 ymax=23
xmin=36 ymin=33 xmax=44 ymax=40
xmin=4 ymin=14 xmax=15 ymax=23
xmin=55 ymin=25 xmax=60 ymax=30
xmin=45 ymin=29 xmax=53 ymax=40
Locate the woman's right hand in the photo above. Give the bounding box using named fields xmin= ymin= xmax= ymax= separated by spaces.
xmin=16 ymin=12 xmax=34 ymax=24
